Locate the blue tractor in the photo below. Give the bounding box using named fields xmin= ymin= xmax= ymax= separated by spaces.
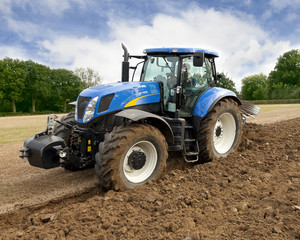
xmin=20 ymin=44 xmax=259 ymax=190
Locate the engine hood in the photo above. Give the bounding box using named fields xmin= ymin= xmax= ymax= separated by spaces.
xmin=76 ymin=81 xmax=161 ymax=124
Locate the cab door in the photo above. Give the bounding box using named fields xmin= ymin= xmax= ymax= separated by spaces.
xmin=179 ymin=56 xmax=215 ymax=117
xmin=140 ymin=55 xmax=179 ymax=114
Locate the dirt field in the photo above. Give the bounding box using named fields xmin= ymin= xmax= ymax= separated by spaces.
xmin=0 ymin=105 xmax=299 ymax=239
xmin=247 ymin=104 xmax=300 ymax=124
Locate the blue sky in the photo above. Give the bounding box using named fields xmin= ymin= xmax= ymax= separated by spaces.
xmin=0 ymin=0 xmax=299 ymax=90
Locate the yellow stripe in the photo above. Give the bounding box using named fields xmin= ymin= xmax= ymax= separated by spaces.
xmin=125 ymin=94 xmax=158 ymax=108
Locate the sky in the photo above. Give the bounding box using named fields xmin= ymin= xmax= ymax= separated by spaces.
xmin=0 ymin=0 xmax=299 ymax=90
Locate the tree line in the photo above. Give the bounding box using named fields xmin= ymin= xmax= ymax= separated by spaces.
xmin=0 ymin=49 xmax=299 ymax=113
xmin=241 ymin=49 xmax=300 ymax=100
xmin=218 ymin=49 xmax=300 ymax=100
xmin=0 ymin=58 xmax=102 ymax=113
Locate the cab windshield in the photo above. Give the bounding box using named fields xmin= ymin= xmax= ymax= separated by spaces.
xmin=141 ymin=55 xmax=179 ymax=83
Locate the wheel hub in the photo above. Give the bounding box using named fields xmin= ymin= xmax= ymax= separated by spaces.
xmin=215 ymin=126 xmax=222 ymax=137
xmin=128 ymin=150 xmax=146 ymax=170
xmin=214 ymin=120 xmax=223 ymax=139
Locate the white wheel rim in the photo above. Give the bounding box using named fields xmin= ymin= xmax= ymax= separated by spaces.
xmin=213 ymin=113 xmax=236 ymax=154
xmin=123 ymin=140 xmax=158 ymax=183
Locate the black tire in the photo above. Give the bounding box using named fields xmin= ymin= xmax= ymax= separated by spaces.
xmin=53 ymin=112 xmax=75 ymax=142
xmin=53 ymin=112 xmax=77 ymax=170
xmin=198 ymin=99 xmax=242 ymax=162
xmin=95 ymin=124 xmax=168 ymax=191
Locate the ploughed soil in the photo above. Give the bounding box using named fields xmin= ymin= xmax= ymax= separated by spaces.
xmin=0 ymin=117 xmax=299 ymax=239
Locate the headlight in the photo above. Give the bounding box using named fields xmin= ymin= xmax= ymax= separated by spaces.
xmin=83 ymin=96 xmax=98 ymax=123
xmin=75 ymin=103 xmax=78 ymax=121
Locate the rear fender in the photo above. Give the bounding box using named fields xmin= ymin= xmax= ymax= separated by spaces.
xmin=115 ymin=109 xmax=174 ymax=144
xmin=193 ymin=87 xmax=241 ymax=118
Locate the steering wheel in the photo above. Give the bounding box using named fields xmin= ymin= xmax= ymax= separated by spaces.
xmin=166 ymin=73 xmax=177 ymax=88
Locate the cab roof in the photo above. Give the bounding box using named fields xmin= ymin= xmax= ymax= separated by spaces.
xmin=144 ymin=47 xmax=219 ymax=57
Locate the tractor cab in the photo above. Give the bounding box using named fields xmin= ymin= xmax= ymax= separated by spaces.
xmin=140 ymin=48 xmax=219 ymax=117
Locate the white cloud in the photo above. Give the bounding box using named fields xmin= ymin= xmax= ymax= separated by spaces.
xmin=265 ymin=0 xmax=300 ymax=24
xmin=39 ymin=6 xmax=296 ymax=90
xmin=262 ymin=9 xmax=272 ymax=20
xmin=0 ymin=0 xmax=84 ymax=18
xmin=39 ymin=37 xmax=123 ymax=82
xmin=244 ymin=0 xmax=252 ymax=6
xmin=286 ymin=13 xmax=298 ymax=22
xmin=39 ymin=0 xmax=71 ymax=14
xmin=0 ymin=0 xmax=13 ymax=16
xmin=1 ymin=4 xmax=298 ymax=91
xmin=0 ymin=45 xmax=29 ymax=59
xmin=0 ymin=0 xmax=70 ymax=43
xmin=23 ymin=0 xmax=72 ymax=16
xmin=269 ymin=0 xmax=300 ymax=12
xmin=6 ymin=19 xmax=44 ymax=42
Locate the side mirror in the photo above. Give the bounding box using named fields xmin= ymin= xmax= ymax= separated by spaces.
xmin=193 ymin=52 xmax=204 ymax=67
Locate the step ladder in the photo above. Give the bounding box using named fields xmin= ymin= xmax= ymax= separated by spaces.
xmin=182 ymin=124 xmax=199 ymax=163
xmin=165 ymin=116 xmax=199 ymax=162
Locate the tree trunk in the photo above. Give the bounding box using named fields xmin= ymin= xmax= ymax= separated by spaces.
xmin=32 ymin=96 xmax=36 ymax=112
xmin=64 ymin=100 xmax=67 ymax=112
xmin=12 ymin=100 xmax=16 ymax=113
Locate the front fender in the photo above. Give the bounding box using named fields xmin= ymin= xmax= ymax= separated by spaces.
xmin=115 ymin=109 xmax=174 ymax=144
xmin=193 ymin=87 xmax=241 ymax=117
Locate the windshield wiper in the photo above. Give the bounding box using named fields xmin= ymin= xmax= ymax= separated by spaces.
xmin=163 ymin=57 xmax=173 ymax=73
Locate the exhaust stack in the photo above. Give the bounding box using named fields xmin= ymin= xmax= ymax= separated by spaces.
xmin=121 ymin=43 xmax=129 ymax=82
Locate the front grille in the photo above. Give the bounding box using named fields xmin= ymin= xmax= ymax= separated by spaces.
xmin=77 ymin=96 xmax=91 ymax=119
xmin=98 ymin=94 xmax=114 ymax=113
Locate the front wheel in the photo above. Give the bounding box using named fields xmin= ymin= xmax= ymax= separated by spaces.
xmin=95 ymin=124 xmax=168 ymax=190
xmin=198 ymin=99 xmax=242 ymax=162
xmin=53 ymin=112 xmax=78 ymax=170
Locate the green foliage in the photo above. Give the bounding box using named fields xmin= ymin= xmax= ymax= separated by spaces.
xmin=51 ymin=69 xmax=82 ymax=112
xmin=0 ymin=58 xmax=85 ymax=113
xmin=0 ymin=84 xmax=3 ymax=101
xmin=268 ymin=49 xmax=300 ymax=86
xmin=240 ymin=49 xmax=300 ymax=100
xmin=216 ymin=72 xmax=238 ymax=94
xmin=74 ymin=67 xmax=102 ymax=89
xmin=267 ymin=49 xmax=300 ymax=99
xmin=269 ymin=83 xmax=300 ymax=99
xmin=23 ymin=60 xmax=52 ymax=112
xmin=0 ymin=58 xmax=27 ymax=112
xmin=241 ymin=73 xmax=268 ymax=100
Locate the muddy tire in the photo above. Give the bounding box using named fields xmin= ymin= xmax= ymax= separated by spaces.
xmin=198 ymin=99 xmax=242 ymax=162
xmin=53 ymin=112 xmax=77 ymax=170
xmin=53 ymin=112 xmax=75 ymax=142
xmin=95 ymin=124 xmax=168 ymax=191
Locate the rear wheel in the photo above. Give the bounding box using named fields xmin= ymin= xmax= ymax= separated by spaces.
xmin=95 ymin=124 xmax=168 ymax=190
xmin=198 ymin=99 xmax=242 ymax=162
